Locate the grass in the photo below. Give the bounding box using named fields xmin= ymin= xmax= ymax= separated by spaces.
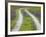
xmin=10 ymin=6 xmax=41 ymax=31
xmin=20 ymin=16 xmax=37 ymax=31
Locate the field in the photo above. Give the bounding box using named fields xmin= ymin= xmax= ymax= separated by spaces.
xmin=10 ymin=6 xmax=41 ymax=31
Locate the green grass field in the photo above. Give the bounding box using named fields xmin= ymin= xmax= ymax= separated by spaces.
xmin=10 ymin=6 xmax=41 ymax=31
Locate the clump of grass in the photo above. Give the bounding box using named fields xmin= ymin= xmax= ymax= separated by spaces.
xmin=20 ymin=14 xmax=37 ymax=31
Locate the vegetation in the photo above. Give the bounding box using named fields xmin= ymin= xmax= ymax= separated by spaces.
xmin=10 ymin=6 xmax=41 ymax=31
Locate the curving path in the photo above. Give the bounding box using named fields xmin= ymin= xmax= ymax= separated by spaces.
xmin=12 ymin=8 xmax=41 ymax=31
xmin=12 ymin=9 xmax=23 ymax=31
xmin=25 ymin=9 xmax=41 ymax=30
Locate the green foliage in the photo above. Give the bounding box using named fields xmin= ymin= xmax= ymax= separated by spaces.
xmin=20 ymin=16 xmax=37 ymax=31
xmin=11 ymin=6 xmax=41 ymax=31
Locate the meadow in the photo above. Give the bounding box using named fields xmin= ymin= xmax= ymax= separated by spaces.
xmin=10 ymin=6 xmax=41 ymax=31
